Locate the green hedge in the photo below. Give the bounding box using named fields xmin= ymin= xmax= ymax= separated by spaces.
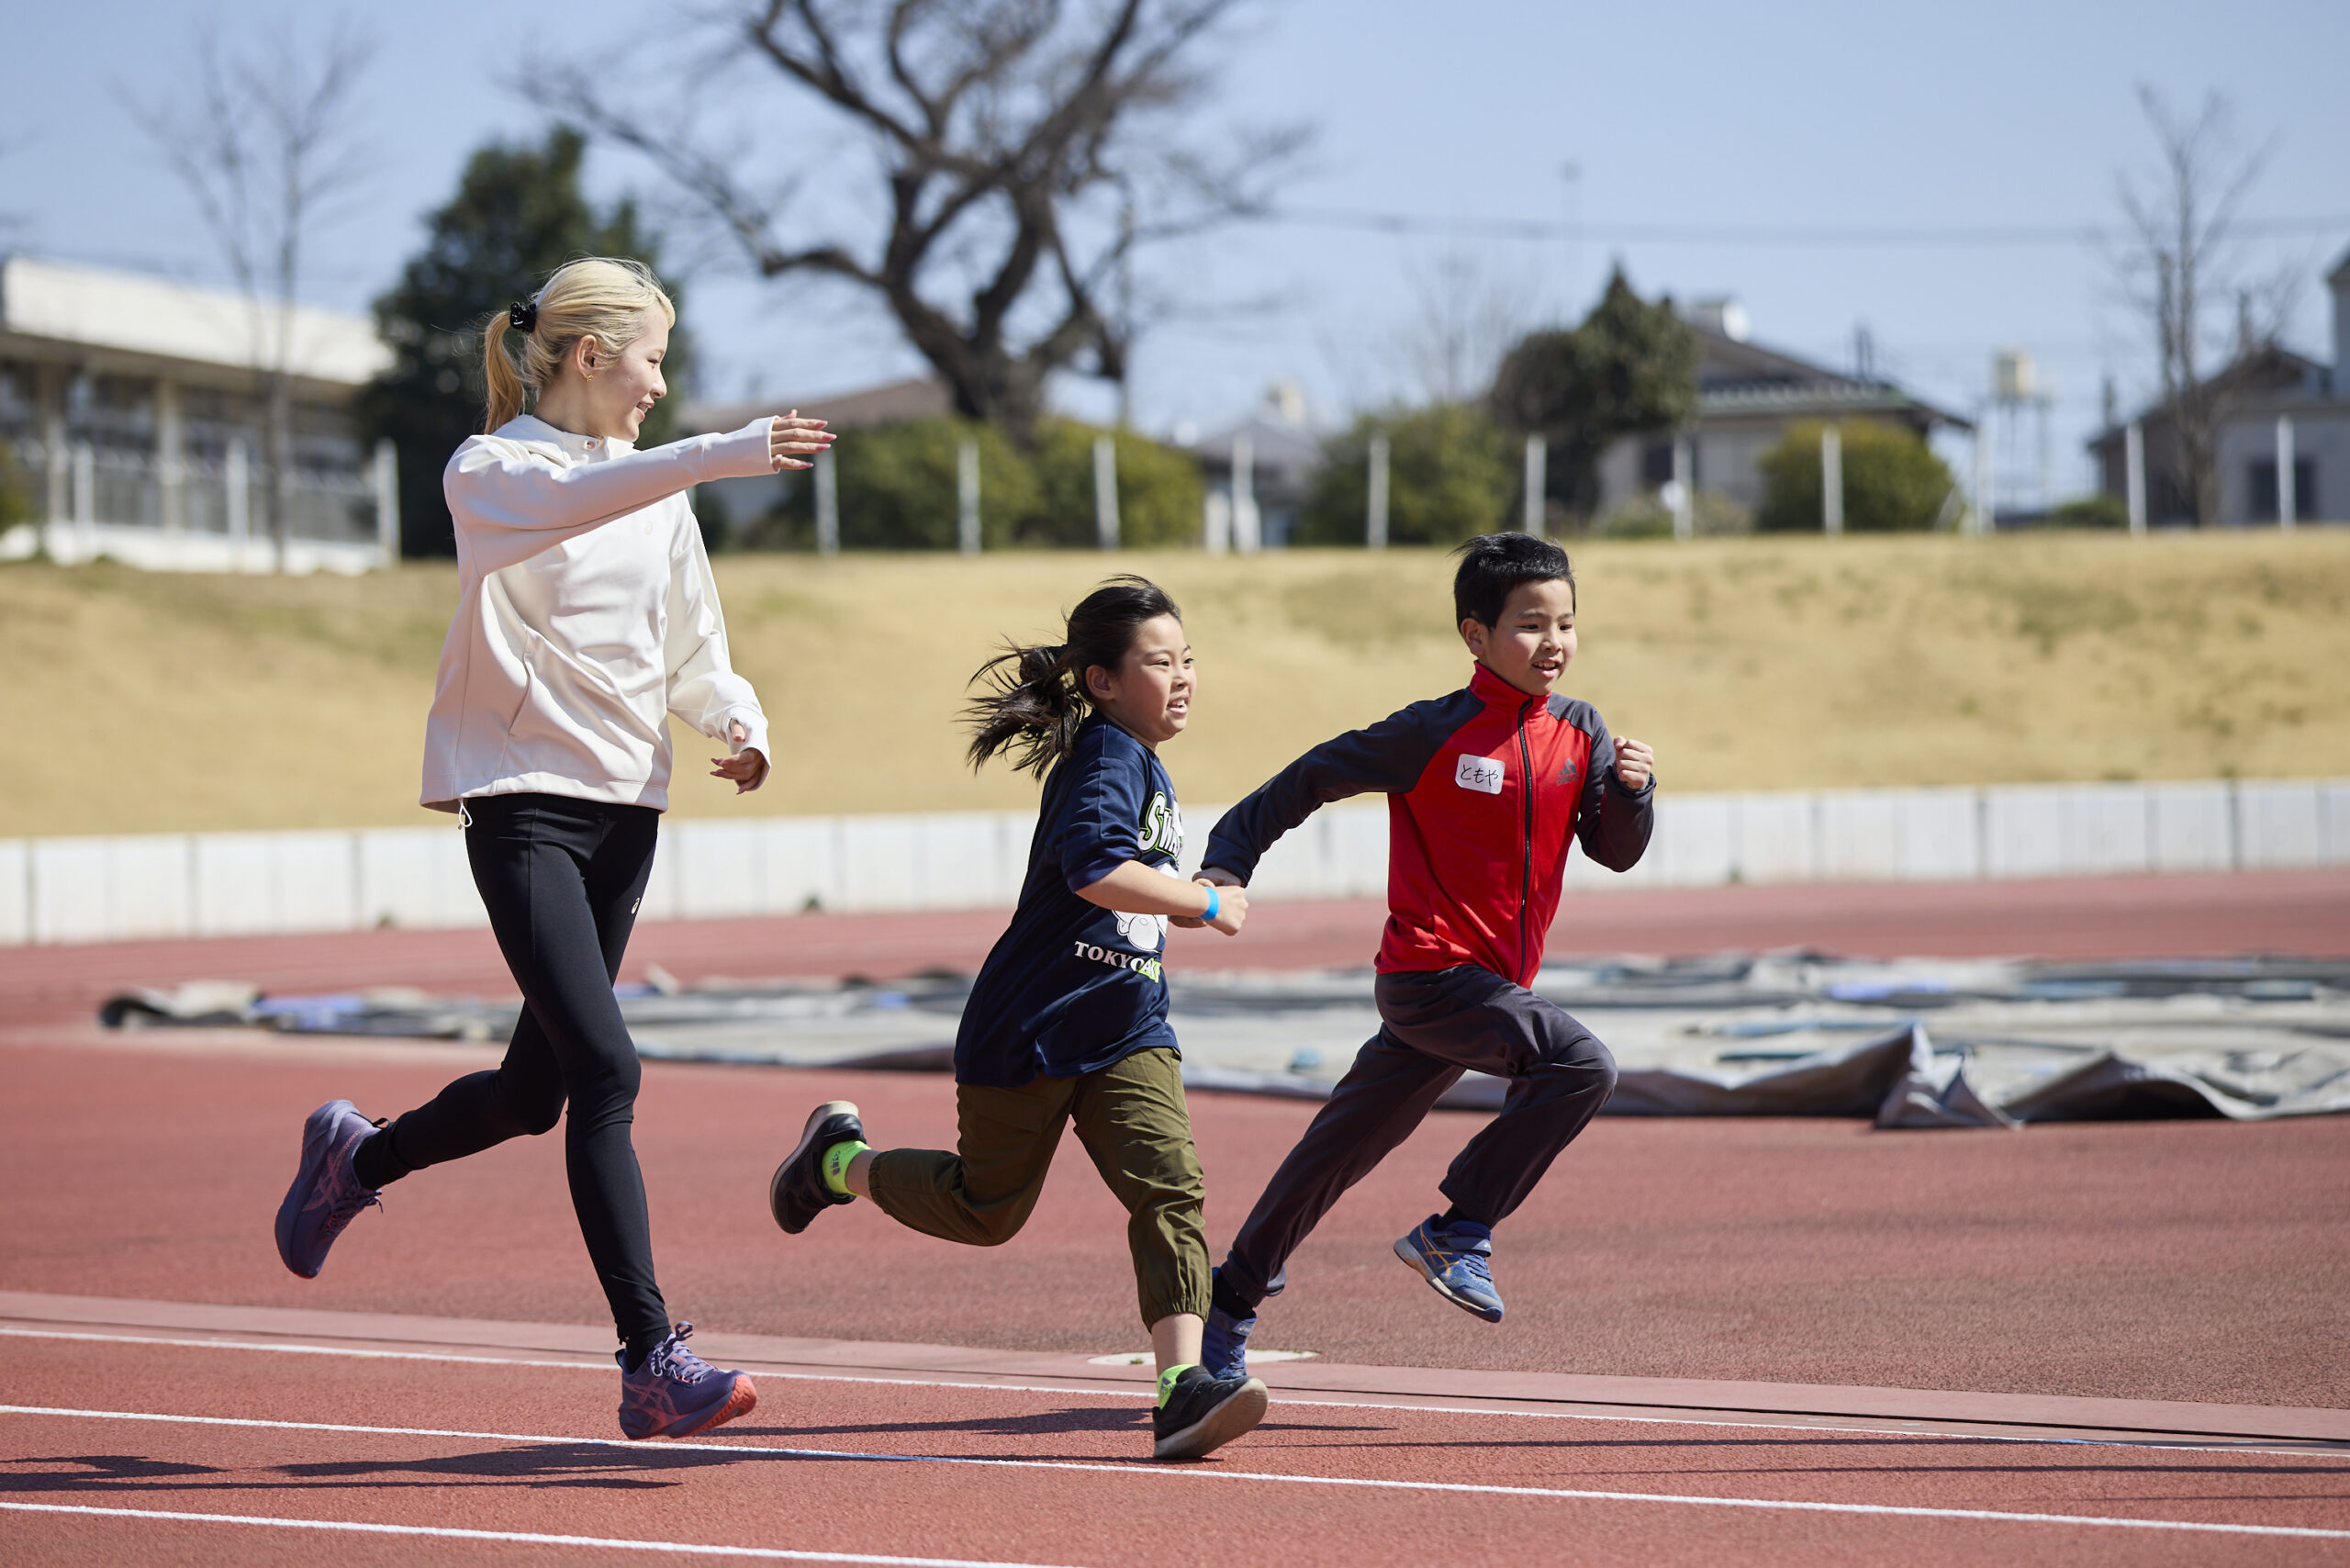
xmin=728 ymin=417 xmax=1202 ymax=551
xmin=1757 ymin=420 xmax=1955 ymax=533
xmin=1298 ymin=403 xmax=1517 ymax=546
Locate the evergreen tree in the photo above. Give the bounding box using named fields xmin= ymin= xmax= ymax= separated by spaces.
xmin=1490 ymin=269 xmax=1695 ymax=520
xmin=355 ymin=127 xmax=686 ymax=557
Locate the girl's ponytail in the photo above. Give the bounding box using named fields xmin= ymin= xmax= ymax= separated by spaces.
xmin=962 ymin=576 xmax=1182 ymax=778
xmin=483 ymin=309 xmax=528 ymax=433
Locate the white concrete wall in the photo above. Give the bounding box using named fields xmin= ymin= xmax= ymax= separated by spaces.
xmin=4 ymin=778 xmax=2346 ymax=946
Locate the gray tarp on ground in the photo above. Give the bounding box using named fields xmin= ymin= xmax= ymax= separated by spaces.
xmin=103 ymin=956 xmax=2350 ymax=1128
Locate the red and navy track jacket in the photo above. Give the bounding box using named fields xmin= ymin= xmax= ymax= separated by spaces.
xmin=1202 ymin=664 xmax=1654 ymax=988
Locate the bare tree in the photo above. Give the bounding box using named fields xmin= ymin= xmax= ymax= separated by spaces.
xmin=2112 ymin=86 xmax=2278 ymax=529
xmin=129 ymin=21 xmax=374 ymax=566
xmin=1390 ymin=250 xmax=1545 ymax=406
xmin=534 ymin=0 xmax=1306 ymax=442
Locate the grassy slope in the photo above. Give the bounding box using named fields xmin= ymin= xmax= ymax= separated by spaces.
xmin=5 ymin=532 xmax=2346 ymax=837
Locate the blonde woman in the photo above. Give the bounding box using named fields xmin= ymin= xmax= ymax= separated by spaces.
xmin=273 ymin=256 xmax=831 ymax=1440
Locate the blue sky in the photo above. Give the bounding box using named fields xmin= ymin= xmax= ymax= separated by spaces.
xmin=10 ymin=0 xmax=2347 ymax=500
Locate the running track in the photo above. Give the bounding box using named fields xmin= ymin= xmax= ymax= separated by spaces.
xmin=4 ymin=869 xmax=2348 ymax=1563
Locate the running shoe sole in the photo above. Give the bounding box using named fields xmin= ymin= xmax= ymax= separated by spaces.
xmin=1152 ymin=1376 xmax=1269 ymax=1462
xmin=627 ymin=1375 xmax=760 ymax=1441
xmin=768 ymin=1100 xmax=861 ymax=1233
xmin=1393 ymin=1234 xmax=1504 ymax=1323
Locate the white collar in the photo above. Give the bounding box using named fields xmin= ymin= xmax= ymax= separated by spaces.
xmin=497 ymin=414 xmax=636 ymax=462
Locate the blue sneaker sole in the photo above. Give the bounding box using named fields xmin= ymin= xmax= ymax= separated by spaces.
xmin=1392 ymin=1235 xmax=1504 ymax=1323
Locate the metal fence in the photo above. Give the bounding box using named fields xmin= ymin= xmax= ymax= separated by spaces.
xmin=0 ymin=437 xmax=397 ymax=573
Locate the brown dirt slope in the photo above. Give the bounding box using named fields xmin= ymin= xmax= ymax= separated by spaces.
xmin=4 ymin=531 xmax=2345 ymax=835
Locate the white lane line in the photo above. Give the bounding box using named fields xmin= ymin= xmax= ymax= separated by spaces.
xmin=4 ymin=1325 xmax=2318 ymax=1455
xmin=5 ymin=1403 xmax=2345 ymax=1542
xmin=0 ymin=1501 xmax=1083 ymax=1566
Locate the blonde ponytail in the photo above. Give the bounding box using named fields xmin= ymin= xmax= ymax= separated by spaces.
xmin=480 ymin=256 xmax=678 ymax=434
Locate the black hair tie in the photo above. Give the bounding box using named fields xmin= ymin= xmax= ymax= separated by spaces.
xmin=509 ymin=299 xmax=538 ymax=334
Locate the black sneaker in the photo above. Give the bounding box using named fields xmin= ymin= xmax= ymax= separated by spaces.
xmin=768 ymin=1100 xmax=864 ymax=1234
xmin=1151 ymin=1365 xmax=1269 ymax=1461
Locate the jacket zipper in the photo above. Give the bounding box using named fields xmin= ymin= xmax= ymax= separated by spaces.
xmin=1516 ymin=696 xmax=1537 ymax=982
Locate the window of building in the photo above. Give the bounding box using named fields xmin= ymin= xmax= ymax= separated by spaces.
xmin=2248 ymin=458 xmax=2319 ymax=521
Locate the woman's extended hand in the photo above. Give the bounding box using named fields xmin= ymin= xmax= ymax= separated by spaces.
xmin=768 ymin=410 xmax=835 ymax=471
xmin=711 ymin=720 xmax=771 ymax=792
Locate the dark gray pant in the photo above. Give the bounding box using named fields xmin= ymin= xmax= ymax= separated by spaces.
xmin=1218 ymin=965 xmax=1617 ymax=1309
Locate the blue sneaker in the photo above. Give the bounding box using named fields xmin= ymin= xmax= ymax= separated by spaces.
xmin=1393 ymin=1215 xmax=1504 ymax=1322
xmin=274 ymin=1100 xmax=383 ymax=1279
xmin=1201 ymin=1290 xmax=1256 ymax=1382
xmin=617 ymin=1324 xmax=758 ymax=1440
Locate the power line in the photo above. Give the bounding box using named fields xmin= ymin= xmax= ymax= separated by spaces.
xmin=1267 ymin=207 xmax=2350 ymax=250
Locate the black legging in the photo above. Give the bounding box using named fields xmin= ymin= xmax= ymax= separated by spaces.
xmin=361 ymin=791 xmax=668 ymax=1352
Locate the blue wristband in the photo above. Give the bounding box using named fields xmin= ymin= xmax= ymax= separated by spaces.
xmin=1202 ymin=886 xmax=1220 ymax=924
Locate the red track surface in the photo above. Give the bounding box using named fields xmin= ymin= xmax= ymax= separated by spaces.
xmin=5 ymin=869 xmax=2349 ymax=1563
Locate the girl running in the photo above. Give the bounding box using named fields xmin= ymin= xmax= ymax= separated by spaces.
xmin=766 ymin=577 xmax=1270 ymax=1462
xmin=274 ymin=255 xmax=833 ymax=1441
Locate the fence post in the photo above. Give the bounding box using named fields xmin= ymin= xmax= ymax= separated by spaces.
xmin=1232 ymin=431 xmax=1259 ymax=553
xmin=1093 ymin=435 xmax=1120 ymax=550
xmin=226 ymin=441 xmax=251 ymax=547
xmin=73 ymin=441 xmax=95 ymax=560
xmin=1671 ymin=434 xmax=1694 ymax=541
xmin=957 ymin=439 xmax=980 ymax=555
xmin=372 ymin=439 xmax=399 ymax=564
xmin=2123 ymin=420 xmax=2145 ymax=536
xmin=2277 ymin=415 xmax=2297 ymax=532
xmin=813 ymin=448 xmax=838 ymax=554
xmin=1366 ymin=435 xmax=1389 ymax=550
xmin=1521 ymin=433 xmax=1546 ymax=537
xmin=1820 ymin=423 xmax=1843 ymax=535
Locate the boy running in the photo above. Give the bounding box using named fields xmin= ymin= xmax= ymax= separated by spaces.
xmin=1195 ymin=532 xmax=1655 ymax=1375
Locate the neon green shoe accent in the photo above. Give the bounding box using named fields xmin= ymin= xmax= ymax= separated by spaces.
xmin=1157 ymin=1363 xmax=1198 ymax=1407
xmin=821 ymin=1140 xmax=869 ymax=1196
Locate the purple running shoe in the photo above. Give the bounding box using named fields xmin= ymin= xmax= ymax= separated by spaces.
xmin=617 ymin=1324 xmax=758 ymax=1440
xmin=274 ymin=1099 xmax=383 ymax=1279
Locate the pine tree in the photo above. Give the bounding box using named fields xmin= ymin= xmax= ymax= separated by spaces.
xmin=355 ymin=127 xmax=686 ymax=556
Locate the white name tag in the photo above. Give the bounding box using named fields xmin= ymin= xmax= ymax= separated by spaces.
xmin=1454 ymin=754 xmax=1505 ymax=795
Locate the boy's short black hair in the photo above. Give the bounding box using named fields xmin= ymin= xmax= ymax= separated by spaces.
xmin=1452 ymin=532 xmax=1575 ymax=628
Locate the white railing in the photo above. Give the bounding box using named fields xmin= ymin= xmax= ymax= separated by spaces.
xmin=1 ymin=778 xmax=2344 ymax=946
xmin=0 ymin=437 xmax=397 ymax=575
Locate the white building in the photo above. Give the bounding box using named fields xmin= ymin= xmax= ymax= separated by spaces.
xmin=0 ymin=255 xmax=398 ymax=573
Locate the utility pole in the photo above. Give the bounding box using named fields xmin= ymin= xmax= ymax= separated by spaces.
xmin=1820 ymin=424 xmax=1843 ymax=535
xmin=1366 ymin=435 xmax=1390 ymax=550
xmin=957 ymin=439 xmax=980 ymax=555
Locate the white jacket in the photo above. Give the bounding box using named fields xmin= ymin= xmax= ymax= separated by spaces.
xmin=420 ymin=414 xmax=778 ymax=813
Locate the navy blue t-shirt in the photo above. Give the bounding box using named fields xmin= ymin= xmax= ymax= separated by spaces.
xmin=955 ymin=714 xmax=1186 ymax=1087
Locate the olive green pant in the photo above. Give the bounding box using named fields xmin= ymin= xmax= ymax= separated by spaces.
xmin=867 ymin=1046 xmax=1210 ymax=1329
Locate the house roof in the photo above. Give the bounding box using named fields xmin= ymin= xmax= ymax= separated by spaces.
xmin=679 ymin=375 xmax=951 ymax=434
xmin=1186 ymin=413 xmax=1322 ymax=475
xmin=2084 ymin=343 xmax=2335 ymax=454
xmin=1688 ymin=322 xmax=1972 ymax=431
xmin=0 ymin=254 xmax=389 ymax=387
